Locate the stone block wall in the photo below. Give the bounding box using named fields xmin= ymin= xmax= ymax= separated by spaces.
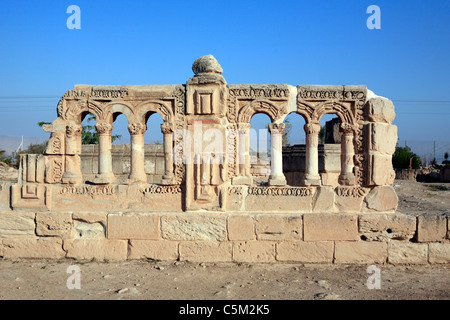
xmin=1 ymin=210 xmax=449 ymax=264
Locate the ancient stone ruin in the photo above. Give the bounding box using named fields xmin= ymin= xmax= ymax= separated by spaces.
xmin=0 ymin=55 xmax=448 ymax=263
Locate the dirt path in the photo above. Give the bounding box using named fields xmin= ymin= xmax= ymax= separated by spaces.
xmin=0 ymin=259 xmax=449 ymax=300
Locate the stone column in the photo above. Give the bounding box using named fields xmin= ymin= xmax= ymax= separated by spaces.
xmin=127 ymin=123 xmax=147 ymax=183
xmin=93 ymin=122 xmax=115 ymax=184
xmin=62 ymin=123 xmax=83 ymax=184
xmin=268 ymin=123 xmax=287 ymax=186
xmin=338 ymin=123 xmax=356 ymax=185
xmin=232 ymin=123 xmax=252 ymax=185
xmin=303 ymin=122 xmax=322 ymax=186
xmin=161 ymin=122 xmax=175 ymax=185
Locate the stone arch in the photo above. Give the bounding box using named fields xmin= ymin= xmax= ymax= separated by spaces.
xmin=312 ymin=101 xmax=355 ymax=129
xmin=237 ymin=99 xmax=286 ymax=124
xmin=62 ymin=100 xmax=104 ymax=123
xmin=296 ymin=101 xmax=314 ymax=124
xmin=103 ymin=101 xmax=136 ymax=125
xmin=135 ymin=100 xmax=174 ymax=128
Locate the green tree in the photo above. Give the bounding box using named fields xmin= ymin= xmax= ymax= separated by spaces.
xmin=318 ymin=126 xmax=325 ymax=144
xmin=282 ymin=118 xmax=292 ymax=147
xmin=392 ymin=145 xmax=421 ymax=169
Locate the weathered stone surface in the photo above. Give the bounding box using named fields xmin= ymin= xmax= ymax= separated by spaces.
xmin=367 ymin=97 xmax=396 ymax=124
xmin=416 ymin=216 xmax=447 ymax=242
xmin=107 ymin=213 xmax=160 ymax=240
xmin=245 ymin=193 xmax=313 ymax=212
xmin=36 ymin=212 xmax=73 ymax=238
xmin=255 ymin=214 xmax=302 ymax=240
xmin=388 ymin=241 xmax=428 ymax=264
xmin=312 ymin=186 xmax=335 ymax=213
xmin=192 ymin=54 xmax=223 ymax=75
xmin=233 ymin=241 xmax=276 ymax=262
xmin=72 ymin=212 xmax=107 ymax=226
xmin=161 ymin=213 xmax=227 ymax=241
xmin=335 ymin=193 xmax=364 ymax=212
xmin=73 ymin=220 xmax=105 ymax=239
xmin=364 ymin=186 xmax=398 ymax=212
xmin=276 ymin=241 xmax=333 ymax=263
xmin=3 ymin=238 xmax=64 ymax=259
xmin=303 ymin=214 xmax=359 ymax=241
xmin=359 ymin=213 xmax=416 ymax=241
xmin=63 ymin=239 xmax=127 ymax=261
xmin=368 ymin=154 xmax=396 ymax=186
xmin=429 ymin=243 xmax=450 ymax=264
xmin=227 ymin=214 xmax=255 ymax=241
xmin=0 ymin=212 xmax=35 ymax=239
xmin=335 ymin=241 xmax=387 ymax=264
xmin=369 ymin=123 xmax=397 ymax=155
xmin=180 ymin=241 xmax=232 ymax=262
xmin=128 ymin=240 xmax=179 ymax=260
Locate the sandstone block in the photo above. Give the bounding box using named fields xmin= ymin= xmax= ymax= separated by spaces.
xmin=73 ymin=220 xmax=105 ymax=239
xmin=303 ymin=214 xmax=359 ymax=241
xmin=276 ymin=241 xmax=333 ymax=263
xmin=312 ymin=186 xmax=335 ymax=213
xmin=0 ymin=212 xmax=36 ymax=239
xmin=36 ymin=212 xmax=73 ymax=238
xmin=180 ymin=241 xmax=232 ymax=262
xmin=72 ymin=212 xmax=107 ymax=226
xmin=334 ymin=196 xmax=364 ymax=212
xmin=63 ymin=239 xmax=127 ymax=261
xmin=359 ymin=213 xmax=416 ymax=241
xmin=107 ymin=213 xmax=160 ymax=240
xmin=416 ymin=216 xmax=447 ymax=242
xmin=233 ymin=241 xmax=276 ymax=262
xmin=364 ymin=186 xmax=398 ymax=212
xmin=369 ymin=123 xmax=397 ymax=155
xmin=255 ymin=214 xmax=302 ymax=240
xmin=227 ymin=214 xmax=255 ymax=241
xmin=429 ymin=243 xmax=450 ymax=264
xmin=335 ymin=241 xmax=387 ymax=264
xmin=161 ymin=213 xmax=227 ymax=241
xmin=3 ymin=238 xmax=64 ymax=259
xmin=388 ymin=241 xmax=428 ymax=264
xmin=128 ymin=240 xmax=179 ymax=261
xmin=368 ymin=154 xmax=396 ymax=186
xmin=367 ymin=97 xmax=396 ymax=124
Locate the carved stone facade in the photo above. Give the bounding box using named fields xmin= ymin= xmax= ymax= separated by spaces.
xmin=11 ymin=55 xmax=399 ymax=213
xmin=3 ymin=56 xmax=437 ymax=264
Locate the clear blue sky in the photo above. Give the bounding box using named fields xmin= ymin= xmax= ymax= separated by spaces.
xmin=0 ymin=0 xmax=449 ymax=152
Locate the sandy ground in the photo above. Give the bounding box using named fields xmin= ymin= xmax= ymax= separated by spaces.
xmin=0 ymin=180 xmax=449 ymax=301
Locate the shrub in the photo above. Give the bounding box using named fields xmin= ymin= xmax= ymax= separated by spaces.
xmin=392 ymin=146 xmax=421 ymax=169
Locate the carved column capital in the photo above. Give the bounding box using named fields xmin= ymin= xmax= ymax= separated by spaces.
xmin=128 ymin=123 xmax=147 ymax=135
xmin=95 ymin=122 xmax=113 ymax=135
xmin=304 ymin=122 xmax=321 ymax=135
xmin=160 ymin=122 xmax=174 ymax=135
xmin=340 ymin=122 xmax=355 ymax=135
xmin=268 ymin=122 xmax=285 ymax=134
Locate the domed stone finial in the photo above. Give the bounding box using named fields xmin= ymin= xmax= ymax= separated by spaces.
xmin=192 ymin=55 xmax=223 ymax=75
